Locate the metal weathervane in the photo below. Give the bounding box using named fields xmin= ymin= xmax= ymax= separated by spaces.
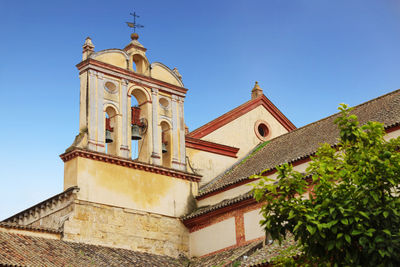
xmin=126 ymin=12 xmax=144 ymax=33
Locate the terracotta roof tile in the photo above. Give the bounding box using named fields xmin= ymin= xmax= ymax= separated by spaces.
xmin=0 ymin=222 xmax=62 ymax=234
xmin=0 ymin=232 xmax=183 ymax=267
xmin=199 ymin=89 xmax=400 ymax=196
xmin=182 ymin=191 xmax=253 ymax=220
xmin=190 ymin=240 xmax=263 ymax=267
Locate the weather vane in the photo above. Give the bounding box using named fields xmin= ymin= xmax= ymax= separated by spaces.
xmin=126 ymin=12 xmax=144 ymax=33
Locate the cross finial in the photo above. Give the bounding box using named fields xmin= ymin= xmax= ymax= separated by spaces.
xmin=126 ymin=11 xmax=144 ymax=34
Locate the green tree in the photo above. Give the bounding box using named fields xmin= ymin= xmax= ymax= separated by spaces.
xmin=252 ymin=104 xmax=400 ymax=266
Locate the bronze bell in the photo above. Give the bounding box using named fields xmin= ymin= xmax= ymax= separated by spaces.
xmin=131 ymin=124 xmax=142 ymax=140
xmin=105 ymin=129 xmax=113 ymax=143
xmin=162 ymin=142 xmax=167 ymax=153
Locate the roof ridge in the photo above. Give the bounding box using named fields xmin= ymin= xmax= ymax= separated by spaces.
xmin=3 ymin=186 xmax=79 ymax=222
xmin=0 ymin=222 xmax=62 ymax=234
xmin=188 ymin=98 xmax=254 ymax=136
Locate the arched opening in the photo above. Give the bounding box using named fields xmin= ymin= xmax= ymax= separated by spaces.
xmin=132 ymin=54 xmax=148 ymax=74
xmin=129 ymin=87 xmax=150 ymax=162
xmin=160 ymin=121 xmax=172 ymax=168
xmin=105 ymin=106 xmax=118 ymax=156
xmin=131 ymin=96 xmax=140 ymax=159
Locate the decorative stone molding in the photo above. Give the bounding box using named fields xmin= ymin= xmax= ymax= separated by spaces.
xmin=60 ymin=148 xmax=201 ymax=182
xmin=4 ymin=187 xmax=79 ymax=227
xmin=76 ymin=59 xmax=188 ymax=96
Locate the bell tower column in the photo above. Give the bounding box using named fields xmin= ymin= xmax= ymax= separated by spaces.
xmin=120 ymin=79 xmax=130 ymax=158
xmin=171 ymin=95 xmax=180 ymax=169
xmin=96 ymin=73 xmax=105 ymax=153
xmin=178 ymin=97 xmax=186 ymax=170
xmin=87 ymin=70 xmax=105 ymax=152
xmin=151 ymin=88 xmax=161 ymax=165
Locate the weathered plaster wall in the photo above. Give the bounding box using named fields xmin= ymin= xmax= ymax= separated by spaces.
xmin=64 ymin=157 xmax=196 ymax=217
xmin=94 ymin=52 xmax=128 ymax=69
xmin=243 ymin=209 xmax=264 ymax=241
xmin=63 ymin=200 xmax=189 ymax=257
xmin=201 ymin=105 xmax=289 ymax=159
xmin=186 ymin=147 xmax=238 ymax=186
xmin=151 ymin=64 xmax=182 ymax=87
xmin=189 ymin=217 xmax=236 ymax=257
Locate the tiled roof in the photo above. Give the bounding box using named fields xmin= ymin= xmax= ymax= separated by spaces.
xmin=0 ymin=231 xmax=183 ymax=267
xmin=0 ymin=222 xmax=61 ymax=234
xmin=240 ymin=236 xmax=300 ymax=267
xmin=189 ymin=236 xmax=299 ymax=267
xmin=189 ymin=240 xmax=263 ymax=267
xmin=182 ymin=191 xmax=253 ymax=221
xmin=199 ymin=89 xmax=400 ymax=196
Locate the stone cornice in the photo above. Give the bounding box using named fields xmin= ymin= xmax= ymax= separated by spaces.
xmin=60 ymin=148 xmax=202 ymax=182
xmin=76 ymin=59 xmax=188 ymax=97
xmin=185 ymin=136 xmax=239 ymax=158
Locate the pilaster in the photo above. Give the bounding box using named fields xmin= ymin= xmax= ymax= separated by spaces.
xmin=151 ymin=88 xmax=161 ymax=165
xmin=96 ymin=72 xmax=105 ymax=153
xmin=171 ymin=95 xmax=180 ymax=169
xmin=88 ymin=70 xmax=99 ymax=151
xmin=178 ymin=97 xmax=186 ymax=170
xmin=120 ymin=79 xmax=130 ymax=158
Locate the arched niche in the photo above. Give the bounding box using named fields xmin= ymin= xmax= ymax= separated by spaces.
xmin=132 ymin=54 xmax=150 ymax=75
xmin=160 ymin=120 xmax=172 ymax=168
xmin=104 ymin=104 xmax=119 ymax=156
xmin=128 ymin=86 xmax=151 ymax=161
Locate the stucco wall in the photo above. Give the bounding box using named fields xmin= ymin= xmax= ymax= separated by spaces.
xmin=64 ymin=157 xmax=196 ymax=217
xmin=63 ymin=200 xmax=189 ymax=257
xmin=94 ymin=52 xmax=128 ymax=69
xmin=186 ymin=148 xmax=238 ymax=186
xmin=201 ymin=105 xmax=289 ymax=159
xmin=189 ymin=217 xmax=236 ymax=257
xmin=243 ymin=208 xmax=264 ymax=241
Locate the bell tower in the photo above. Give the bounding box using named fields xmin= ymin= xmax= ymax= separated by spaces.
xmin=69 ymin=33 xmax=188 ymax=170
xmin=58 ymin=32 xmax=200 ymax=257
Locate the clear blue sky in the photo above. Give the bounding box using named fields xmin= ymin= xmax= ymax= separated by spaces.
xmin=1 ymin=0 xmax=400 ymax=219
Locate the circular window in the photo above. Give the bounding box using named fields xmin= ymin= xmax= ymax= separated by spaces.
xmin=159 ymin=98 xmax=170 ymax=109
xmin=105 ymin=81 xmax=118 ymax=93
xmin=254 ymin=120 xmax=270 ymax=141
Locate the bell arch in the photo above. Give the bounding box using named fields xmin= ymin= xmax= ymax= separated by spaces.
xmin=104 ymin=104 xmax=119 ymax=156
xmin=128 ymin=86 xmax=151 ymax=162
xmin=132 ymin=54 xmax=150 ymax=74
xmin=160 ymin=120 xmax=172 ymax=168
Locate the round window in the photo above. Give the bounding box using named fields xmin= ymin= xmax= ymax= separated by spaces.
xmin=254 ymin=120 xmax=270 ymax=141
xmin=105 ymin=81 xmax=117 ymax=93
xmin=258 ymin=124 xmax=268 ymax=137
xmin=159 ymin=98 xmax=170 ymax=109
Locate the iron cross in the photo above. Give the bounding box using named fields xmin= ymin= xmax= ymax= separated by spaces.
xmin=126 ymin=12 xmax=144 ymax=33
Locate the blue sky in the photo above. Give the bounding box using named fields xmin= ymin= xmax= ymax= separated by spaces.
xmin=1 ymin=0 xmax=400 ymax=219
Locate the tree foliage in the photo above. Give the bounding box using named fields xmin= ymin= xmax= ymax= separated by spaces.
xmin=252 ymin=104 xmax=400 ymax=266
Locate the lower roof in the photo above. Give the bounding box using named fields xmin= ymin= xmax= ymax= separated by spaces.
xmin=0 ymin=231 xmax=182 ymax=267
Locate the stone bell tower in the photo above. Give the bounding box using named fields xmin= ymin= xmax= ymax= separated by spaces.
xmin=59 ymin=33 xmax=200 ymax=257
xmin=72 ymin=33 xmax=187 ymax=170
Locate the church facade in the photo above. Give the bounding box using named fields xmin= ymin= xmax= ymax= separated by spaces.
xmin=1 ymin=34 xmax=400 ymax=266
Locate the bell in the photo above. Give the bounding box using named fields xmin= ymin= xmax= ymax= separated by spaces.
xmin=105 ymin=129 xmax=113 ymax=143
xmin=162 ymin=142 xmax=167 ymax=153
xmin=131 ymin=124 xmax=142 ymax=140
